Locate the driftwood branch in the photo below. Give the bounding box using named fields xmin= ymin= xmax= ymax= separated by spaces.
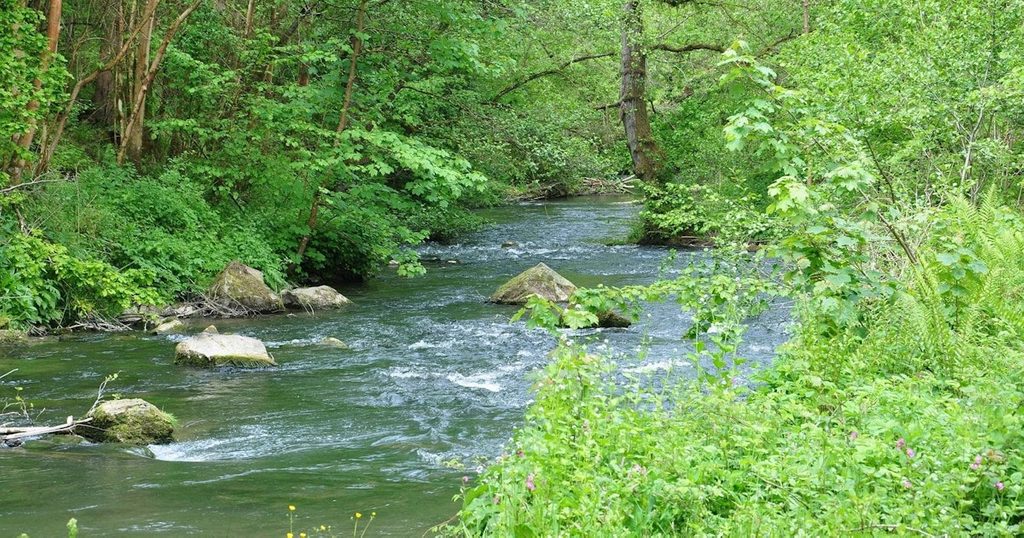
xmin=2 ymin=416 xmax=92 ymax=443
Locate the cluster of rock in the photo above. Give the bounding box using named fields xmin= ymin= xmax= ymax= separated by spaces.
xmin=489 ymin=263 xmax=631 ymax=329
xmin=209 ymin=262 xmax=352 ymax=314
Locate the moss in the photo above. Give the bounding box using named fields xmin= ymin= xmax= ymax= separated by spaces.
xmin=490 ymin=263 xmax=577 ymax=304
xmin=84 ymin=399 xmax=174 ymax=445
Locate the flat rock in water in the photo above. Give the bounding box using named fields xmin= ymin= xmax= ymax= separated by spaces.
xmin=490 ymin=263 xmax=577 ymax=304
xmin=82 ymin=398 xmax=174 ymax=445
xmin=208 ymin=261 xmax=283 ymax=313
xmin=175 ymin=333 xmax=277 ymax=368
xmin=282 ymin=286 xmax=352 ymax=310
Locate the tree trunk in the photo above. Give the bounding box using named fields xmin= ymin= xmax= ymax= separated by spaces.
xmin=244 ymin=0 xmax=256 ymax=37
xmin=802 ymin=0 xmax=810 ymax=34
xmin=117 ymin=0 xmax=201 ymax=165
xmin=294 ymin=0 xmax=368 ymax=265
xmin=8 ymin=0 xmax=62 ymax=184
xmin=618 ymin=0 xmax=662 ymax=182
xmin=92 ymin=3 xmax=122 ymax=129
xmin=126 ymin=2 xmax=156 ymax=163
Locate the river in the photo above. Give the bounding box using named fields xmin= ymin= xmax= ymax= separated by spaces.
xmin=0 ymin=196 xmax=788 ymax=536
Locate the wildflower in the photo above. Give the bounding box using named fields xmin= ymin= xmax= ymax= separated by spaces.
xmin=288 ymin=505 xmax=296 ymax=512
xmin=901 ymin=478 xmax=912 ymax=489
xmin=320 ymin=525 xmax=326 ymax=531
xmin=906 ymin=448 xmax=916 ymax=459
xmin=996 ymin=481 xmax=1005 ymax=491
xmin=286 ymin=534 xmax=293 ymax=538
xmin=970 ymin=462 xmax=980 ymax=471
xmin=516 ymin=450 xmax=524 ymax=458
xmin=300 ymin=533 xmax=306 ymax=538
xmin=975 ymin=455 xmax=984 ymax=465
xmin=526 ymin=473 xmax=536 ymax=492
xmin=896 ymin=438 xmax=906 ymax=449
xmin=493 ymin=495 xmax=500 ymax=504
xmin=371 ymin=512 xmax=376 ymax=518
xmin=849 ymin=430 xmax=858 ymax=441
xmin=462 ymin=475 xmax=470 ymax=484
xmin=355 ymin=512 xmax=362 ymax=519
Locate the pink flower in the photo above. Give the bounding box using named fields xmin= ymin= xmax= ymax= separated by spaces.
xmin=996 ymin=481 xmax=1005 ymax=491
xmin=462 ymin=476 xmax=470 ymax=485
xmin=849 ymin=430 xmax=859 ymax=441
xmin=975 ymin=455 xmax=983 ymax=465
xmin=896 ymin=438 xmax=906 ymax=449
xmin=970 ymin=462 xmax=980 ymax=471
xmin=492 ymin=495 xmax=501 ymax=504
xmin=525 ymin=473 xmax=536 ymax=492
xmin=901 ymin=478 xmax=912 ymax=489
xmin=906 ymin=448 xmax=916 ymax=459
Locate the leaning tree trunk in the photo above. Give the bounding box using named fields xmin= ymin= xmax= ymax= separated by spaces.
xmin=8 ymin=0 xmax=62 ymax=185
xmin=126 ymin=3 xmax=156 ymax=163
xmin=618 ymin=0 xmax=662 ymax=182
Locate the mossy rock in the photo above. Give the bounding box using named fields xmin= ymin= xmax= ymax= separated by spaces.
xmin=490 ymin=263 xmax=577 ymax=304
xmin=208 ymin=261 xmax=284 ymax=313
xmin=175 ymin=333 xmax=277 ymax=368
xmin=558 ymin=307 xmax=632 ymax=329
xmin=83 ymin=398 xmax=174 ymax=445
xmin=0 ymin=329 xmax=27 ymax=343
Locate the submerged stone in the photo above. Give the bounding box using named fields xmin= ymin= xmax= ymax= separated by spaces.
xmin=489 ymin=263 xmax=577 ymax=304
xmin=282 ymin=286 xmax=352 ymax=310
xmin=319 ymin=337 xmax=349 ymax=348
xmin=82 ymin=398 xmax=174 ymax=445
xmin=208 ymin=261 xmax=283 ymax=313
xmin=174 ymin=333 xmax=277 ymax=368
xmin=202 ymin=325 xmax=219 ymax=334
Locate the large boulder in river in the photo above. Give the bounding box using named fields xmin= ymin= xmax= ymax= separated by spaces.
xmin=175 ymin=333 xmax=277 ymax=368
xmin=490 ymin=263 xmax=577 ymax=304
xmin=282 ymin=286 xmax=352 ymax=310
xmin=82 ymin=398 xmax=174 ymax=445
xmin=207 ymin=261 xmax=283 ymax=313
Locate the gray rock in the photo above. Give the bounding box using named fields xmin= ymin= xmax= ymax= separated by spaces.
xmin=82 ymin=398 xmax=174 ymax=445
xmin=282 ymin=286 xmax=352 ymax=310
xmin=208 ymin=261 xmax=283 ymax=313
xmin=174 ymin=333 xmax=277 ymax=368
xmin=490 ymin=263 xmax=577 ymax=304
xmin=152 ymin=319 xmax=185 ymax=335
xmin=319 ymin=337 xmax=349 ymax=348
xmin=201 ymin=325 xmax=218 ymax=334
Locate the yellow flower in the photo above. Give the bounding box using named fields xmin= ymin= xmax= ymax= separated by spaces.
xmin=320 ymin=525 xmax=326 ymax=531
xmin=288 ymin=505 xmax=296 ymax=512
xmin=355 ymin=512 xmax=363 ymax=519
xmin=300 ymin=534 xmax=307 ymax=538
xmin=286 ymin=534 xmax=293 ymax=538
xmin=371 ymin=512 xmax=377 ymax=517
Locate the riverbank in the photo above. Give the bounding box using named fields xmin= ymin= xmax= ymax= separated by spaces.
xmin=451 ymin=198 xmax=1024 ymax=535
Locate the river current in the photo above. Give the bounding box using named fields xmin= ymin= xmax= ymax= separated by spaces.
xmin=0 ymin=196 xmax=788 ymax=536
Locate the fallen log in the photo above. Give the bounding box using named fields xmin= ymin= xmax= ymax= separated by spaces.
xmin=1 ymin=415 xmax=92 ymax=442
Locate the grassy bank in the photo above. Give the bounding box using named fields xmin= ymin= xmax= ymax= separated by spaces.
xmin=450 ymin=195 xmax=1024 ymax=536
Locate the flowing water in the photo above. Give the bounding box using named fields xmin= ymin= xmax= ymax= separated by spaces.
xmin=0 ymin=196 xmax=788 ymax=536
